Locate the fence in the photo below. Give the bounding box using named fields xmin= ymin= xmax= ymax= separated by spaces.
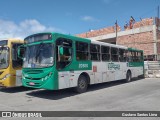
xmin=144 ymin=61 xmax=160 ymax=78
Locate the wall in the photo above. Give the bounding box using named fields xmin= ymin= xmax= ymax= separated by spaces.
xmin=76 ymin=26 xmax=120 ymax=38
xmin=117 ymin=31 xmax=154 ymax=55
xmin=157 ymin=29 xmax=160 ymax=60
xmin=124 ymin=18 xmax=154 ymax=30
xmin=76 ymin=17 xmax=159 ymax=58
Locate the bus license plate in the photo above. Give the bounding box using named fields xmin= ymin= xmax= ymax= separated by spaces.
xmin=29 ymin=82 xmax=35 ymax=86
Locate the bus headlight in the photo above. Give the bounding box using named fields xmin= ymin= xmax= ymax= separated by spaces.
xmin=42 ymin=75 xmax=49 ymax=81
xmin=42 ymin=72 xmax=52 ymax=81
xmin=22 ymin=74 xmax=25 ymax=79
xmin=1 ymin=74 xmax=11 ymax=80
xmin=44 ymin=76 xmax=48 ymax=81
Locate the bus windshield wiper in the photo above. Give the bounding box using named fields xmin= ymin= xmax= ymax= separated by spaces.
xmin=27 ymin=46 xmax=31 ymax=63
xmin=35 ymin=42 xmax=44 ymax=62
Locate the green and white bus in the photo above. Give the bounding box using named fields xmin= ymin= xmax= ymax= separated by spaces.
xmin=21 ymin=32 xmax=144 ymax=93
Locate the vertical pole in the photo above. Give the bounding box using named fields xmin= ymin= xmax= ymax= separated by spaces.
xmin=158 ymin=6 xmax=159 ymax=25
xmin=156 ymin=6 xmax=159 ymax=60
xmin=115 ymin=20 xmax=118 ymax=44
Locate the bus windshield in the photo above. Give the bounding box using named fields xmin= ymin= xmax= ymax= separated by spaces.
xmin=0 ymin=47 xmax=9 ymax=69
xmin=23 ymin=43 xmax=54 ymax=68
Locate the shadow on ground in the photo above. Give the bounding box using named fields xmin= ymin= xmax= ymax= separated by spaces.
xmin=26 ymin=78 xmax=143 ymax=100
xmin=0 ymin=86 xmax=35 ymax=93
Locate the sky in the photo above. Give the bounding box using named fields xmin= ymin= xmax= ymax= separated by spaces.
xmin=0 ymin=0 xmax=159 ymax=39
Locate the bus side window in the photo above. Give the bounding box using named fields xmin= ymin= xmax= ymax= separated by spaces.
xmin=125 ymin=50 xmax=128 ymax=62
xmin=76 ymin=42 xmax=89 ymax=60
xmin=90 ymin=44 xmax=100 ymax=61
xmin=12 ymin=43 xmax=23 ymax=69
xmin=101 ymin=46 xmax=110 ymax=61
xmin=58 ymin=46 xmax=72 ymax=61
xmin=132 ymin=51 xmax=138 ymax=62
xmin=119 ymin=49 xmax=126 ymax=62
xmin=56 ymin=38 xmax=72 ymax=70
xmin=111 ymin=47 xmax=118 ymax=62
xmin=140 ymin=52 xmax=143 ymax=61
xmin=135 ymin=52 xmax=139 ymax=62
xmin=128 ymin=51 xmax=140 ymax=62
xmin=137 ymin=52 xmax=143 ymax=62
xmin=127 ymin=51 xmax=132 ymax=62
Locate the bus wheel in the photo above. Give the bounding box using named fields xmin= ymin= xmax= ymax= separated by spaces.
xmin=75 ymin=75 xmax=88 ymax=93
xmin=126 ymin=71 xmax=131 ymax=82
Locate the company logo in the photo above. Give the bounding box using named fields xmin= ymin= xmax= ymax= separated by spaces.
xmin=108 ymin=63 xmax=120 ymax=70
xmin=2 ymin=112 xmax=11 ymax=117
xmin=1 ymin=112 xmax=42 ymax=117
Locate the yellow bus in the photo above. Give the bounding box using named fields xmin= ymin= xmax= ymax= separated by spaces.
xmin=0 ymin=39 xmax=24 ymax=87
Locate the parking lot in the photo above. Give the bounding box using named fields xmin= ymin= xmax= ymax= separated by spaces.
xmin=0 ymin=78 xmax=160 ymax=119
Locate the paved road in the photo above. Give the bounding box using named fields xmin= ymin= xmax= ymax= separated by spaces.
xmin=0 ymin=78 xmax=160 ymax=120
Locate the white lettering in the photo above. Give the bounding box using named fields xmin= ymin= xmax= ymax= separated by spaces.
xmin=28 ymin=113 xmax=42 ymax=117
xmin=79 ymin=64 xmax=88 ymax=68
xmin=122 ymin=113 xmax=136 ymax=117
xmin=149 ymin=113 xmax=157 ymax=117
xmin=137 ymin=113 xmax=148 ymax=117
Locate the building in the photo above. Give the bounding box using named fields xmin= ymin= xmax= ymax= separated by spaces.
xmin=76 ymin=17 xmax=160 ymax=61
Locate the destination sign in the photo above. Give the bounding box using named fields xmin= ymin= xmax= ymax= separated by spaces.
xmin=24 ymin=33 xmax=52 ymax=43
xmin=0 ymin=40 xmax=8 ymax=46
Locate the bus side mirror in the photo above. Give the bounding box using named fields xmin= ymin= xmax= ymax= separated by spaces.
xmin=59 ymin=46 xmax=64 ymax=55
xmin=18 ymin=45 xmax=25 ymax=59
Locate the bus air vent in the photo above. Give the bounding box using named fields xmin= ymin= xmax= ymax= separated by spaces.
xmin=24 ymin=70 xmax=44 ymax=74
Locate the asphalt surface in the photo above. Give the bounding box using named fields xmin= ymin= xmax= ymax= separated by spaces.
xmin=0 ymin=78 xmax=160 ymax=120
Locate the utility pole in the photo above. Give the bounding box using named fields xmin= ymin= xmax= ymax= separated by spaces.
xmin=157 ymin=6 xmax=159 ymax=19
xmin=158 ymin=6 xmax=159 ymax=25
xmin=115 ymin=20 xmax=118 ymax=44
xmin=156 ymin=5 xmax=159 ymax=60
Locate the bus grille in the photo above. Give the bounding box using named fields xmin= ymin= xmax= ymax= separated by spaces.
xmin=25 ymin=77 xmax=41 ymax=80
xmin=24 ymin=70 xmax=44 ymax=74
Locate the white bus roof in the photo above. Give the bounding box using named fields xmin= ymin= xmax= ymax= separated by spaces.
xmin=91 ymin=40 xmax=127 ymax=49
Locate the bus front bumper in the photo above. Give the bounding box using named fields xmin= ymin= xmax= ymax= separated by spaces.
xmin=22 ymin=76 xmax=57 ymax=90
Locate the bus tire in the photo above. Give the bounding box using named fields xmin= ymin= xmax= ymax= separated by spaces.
xmin=75 ymin=75 xmax=88 ymax=93
xmin=126 ymin=71 xmax=132 ymax=82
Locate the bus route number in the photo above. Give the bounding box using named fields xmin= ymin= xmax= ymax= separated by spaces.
xmin=79 ymin=64 xmax=88 ymax=69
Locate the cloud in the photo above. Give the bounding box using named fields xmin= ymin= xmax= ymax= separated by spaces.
xmin=81 ymin=16 xmax=99 ymax=22
xmin=0 ymin=19 xmax=63 ymax=39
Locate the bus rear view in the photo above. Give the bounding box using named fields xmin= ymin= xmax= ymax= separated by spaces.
xmin=0 ymin=39 xmax=24 ymax=87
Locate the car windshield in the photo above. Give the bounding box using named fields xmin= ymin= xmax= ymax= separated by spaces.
xmin=0 ymin=47 xmax=9 ymax=69
xmin=23 ymin=43 xmax=54 ymax=68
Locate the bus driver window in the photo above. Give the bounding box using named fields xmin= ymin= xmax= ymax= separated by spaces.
xmin=56 ymin=38 xmax=72 ymax=70
xmin=58 ymin=46 xmax=71 ymax=61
